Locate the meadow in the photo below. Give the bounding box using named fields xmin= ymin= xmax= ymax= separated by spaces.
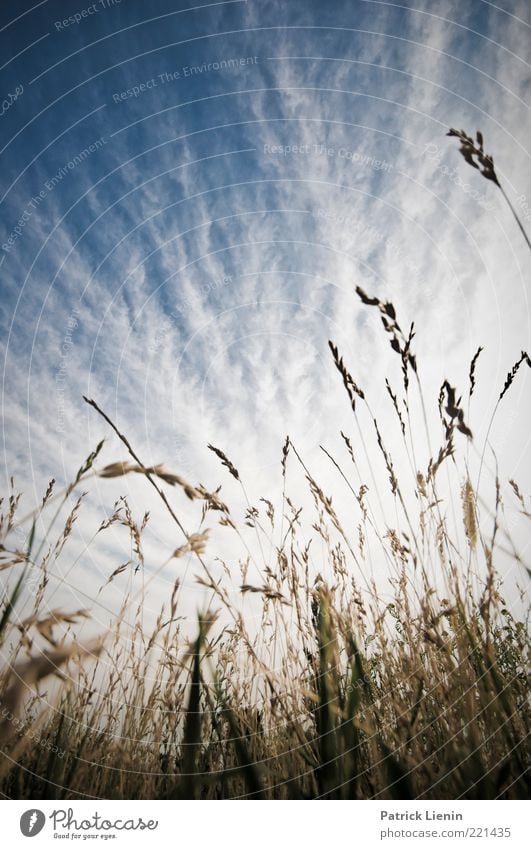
xmin=0 ymin=130 xmax=529 ymax=800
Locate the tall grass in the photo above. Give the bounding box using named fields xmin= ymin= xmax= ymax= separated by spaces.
xmin=0 ymin=131 xmax=529 ymax=800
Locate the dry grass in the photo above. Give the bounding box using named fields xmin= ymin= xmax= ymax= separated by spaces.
xmin=0 ymin=132 xmax=529 ymax=800
xmin=448 ymin=127 xmax=531 ymax=250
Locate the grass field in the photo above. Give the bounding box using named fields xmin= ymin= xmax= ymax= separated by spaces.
xmin=0 ymin=132 xmax=529 ymax=800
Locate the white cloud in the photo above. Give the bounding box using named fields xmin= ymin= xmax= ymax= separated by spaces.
xmin=1 ymin=0 xmax=529 ymax=638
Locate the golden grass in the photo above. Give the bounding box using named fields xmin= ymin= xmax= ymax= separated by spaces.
xmin=0 ymin=130 xmax=529 ymax=800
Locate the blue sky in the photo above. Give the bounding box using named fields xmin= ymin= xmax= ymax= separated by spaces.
xmin=0 ymin=0 xmax=530 ymax=628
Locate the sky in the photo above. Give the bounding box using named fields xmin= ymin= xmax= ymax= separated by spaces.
xmin=0 ymin=0 xmax=530 ymax=637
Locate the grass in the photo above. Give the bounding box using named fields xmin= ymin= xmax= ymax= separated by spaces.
xmin=0 ymin=130 xmax=529 ymax=800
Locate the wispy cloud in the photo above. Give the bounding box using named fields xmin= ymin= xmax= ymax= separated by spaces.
xmin=1 ymin=0 xmax=529 ymax=629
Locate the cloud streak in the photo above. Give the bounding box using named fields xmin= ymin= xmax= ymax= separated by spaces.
xmin=0 ymin=0 xmax=529 ymax=633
